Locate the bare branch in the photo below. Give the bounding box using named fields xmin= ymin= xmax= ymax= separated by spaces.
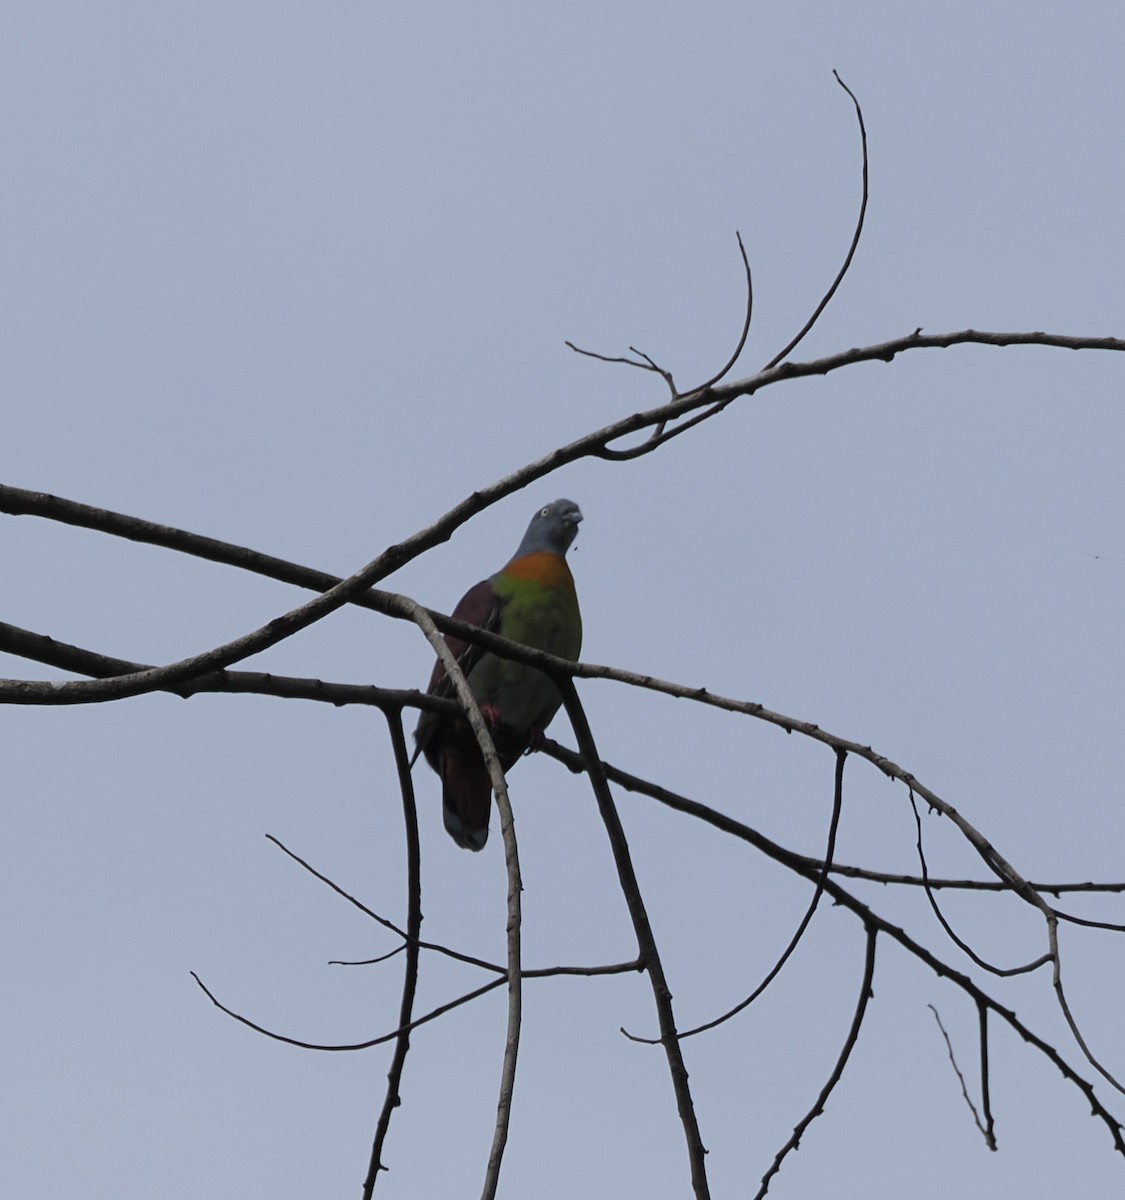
xmin=392 ymin=601 xmax=525 ymax=1200
xmin=558 ymin=680 xmax=712 ymax=1200
xmin=10 ymin=614 xmax=1125 ymax=924
xmin=4 ymin=323 xmax=1123 ymax=701
xmin=540 ymin=739 xmax=1125 ymax=1157
xmin=979 ymin=1002 xmax=996 ymax=1148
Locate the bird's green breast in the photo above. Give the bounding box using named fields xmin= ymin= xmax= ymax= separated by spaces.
xmin=467 ymin=558 xmax=582 ymax=737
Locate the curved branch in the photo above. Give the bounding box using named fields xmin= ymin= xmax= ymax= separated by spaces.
xmin=632 ymin=748 xmax=848 ymax=1042
xmin=761 ymin=71 xmax=868 ymax=371
xmin=694 ymin=231 xmax=754 ymax=390
xmin=190 ymin=969 xmax=506 ymax=1052
xmin=1052 ymin=928 xmax=1125 ymax=1096
xmin=395 ymin=602 xmax=525 ymax=1200
xmin=910 ymin=791 xmax=1051 ymax=977
xmin=363 ymin=711 xmax=424 ymax=1198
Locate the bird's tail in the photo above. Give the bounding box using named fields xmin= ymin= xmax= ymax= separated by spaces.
xmin=440 ymin=743 xmax=491 ymax=851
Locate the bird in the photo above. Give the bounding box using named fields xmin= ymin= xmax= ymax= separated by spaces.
xmin=414 ymin=499 xmax=584 ymax=850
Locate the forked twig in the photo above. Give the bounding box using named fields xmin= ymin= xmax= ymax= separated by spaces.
xmin=581 ymin=230 xmax=753 ymax=462
xmin=563 ymin=341 xmax=662 ymax=371
xmin=929 ymin=1004 xmax=996 ymax=1150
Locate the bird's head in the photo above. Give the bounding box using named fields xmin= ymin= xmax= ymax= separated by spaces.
xmin=512 ymin=498 xmax=583 ymax=558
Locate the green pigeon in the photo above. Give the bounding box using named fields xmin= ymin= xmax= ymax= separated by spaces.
xmin=414 ymin=499 xmax=584 ymax=849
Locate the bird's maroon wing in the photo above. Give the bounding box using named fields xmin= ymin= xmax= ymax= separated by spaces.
xmin=423 ymin=578 xmax=504 ymax=694
xmin=413 ymin=578 xmax=505 ymax=766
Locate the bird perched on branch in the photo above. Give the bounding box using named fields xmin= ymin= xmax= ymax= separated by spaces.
xmin=414 ymin=499 xmax=584 ymax=850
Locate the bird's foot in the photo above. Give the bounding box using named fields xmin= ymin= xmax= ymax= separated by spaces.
xmin=525 ymin=724 xmax=547 ymax=754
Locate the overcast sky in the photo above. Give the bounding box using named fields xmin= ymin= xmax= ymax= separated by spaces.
xmin=3 ymin=4 xmax=1125 ymax=1198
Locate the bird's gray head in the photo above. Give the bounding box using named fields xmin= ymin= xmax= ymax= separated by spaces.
xmin=511 ymin=498 xmax=583 ymax=559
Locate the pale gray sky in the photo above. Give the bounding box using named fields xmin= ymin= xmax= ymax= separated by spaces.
xmin=3 ymin=4 xmax=1124 ymax=1198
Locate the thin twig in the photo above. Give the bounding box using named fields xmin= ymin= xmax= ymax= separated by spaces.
xmin=331 ymin=946 xmax=405 ymax=967
xmin=191 ymin=957 xmax=641 ymax=1053
xmin=266 ymin=835 xmax=509 ymax=974
xmin=979 ymin=1002 xmax=996 ymax=1148
xmin=694 ymin=231 xmax=754 ymax=391
xmin=563 ymin=341 xmax=662 ymax=371
xmin=627 ymin=346 xmax=677 ymax=395
xmin=1048 ymin=907 xmax=1125 ymax=932
xmin=928 ymin=1004 xmax=996 ymax=1150
xmin=755 ymin=926 xmax=878 ymax=1199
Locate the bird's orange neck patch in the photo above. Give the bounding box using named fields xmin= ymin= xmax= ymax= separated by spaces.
xmin=504 ymin=551 xmax=575 ymax=592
